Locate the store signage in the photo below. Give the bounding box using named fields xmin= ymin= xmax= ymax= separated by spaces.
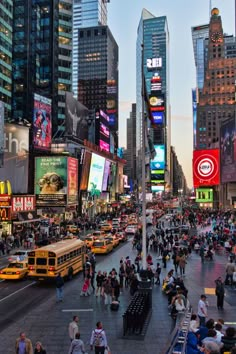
xmin=0 ymin=207 xmax=11 ymax=221
xmin=0 ymin=194 xmax=11 ymax=207
xmin=0 ymin=180 xmax=12 ymax=195
xmin=196 ymin=188 xmax=213 ymax=203
xmin=193 ymin=149 xmax=220 ymax=187
xmin=147 ymin=58 xmax=162 ymax=69
xmin=12 ymin=196 xmax=36 ymax=212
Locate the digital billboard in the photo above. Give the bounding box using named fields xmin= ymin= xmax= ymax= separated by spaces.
xmin=151 ymin=170 xmax=165 ymax=183
xmin=100 ymin=140 xmax=110 ymax=152
xmin=102 ymin=160 xmax=111 ymax=191
xmin=152 ymin=112 xmax=164 ymax=125
xmin=150 ymin=145 xmax=165 ymax=170
xmin=220 ymin=117 xmax=236 ymax=183
xmin=0 ymin=101 xmax=4 ymax=167
xmin=192 ymin=89 xmax=197 ymax=149
xmin=67 ymin=157 xmax=78 ymax=204
xmin=193 ymin=149 xmax=220 ymax=187
xmin=65 ymin=92 xmax=89 ymax=142
xmin=33 ymin=94 xmax=52 ymax=150
xmin=151 ymin=185 xmax=165 ymax=192
xmin=80 ymin=151 xmax=92 ymax=190
xmin=151 ymin=75 xmax=162 ymax=92
xmin=196 ymin=188 xmax=213 ymax=203
xmin=0 ymin=123 xmax=29 ymax=193
xmin=35 ymin=157 xmax=67 ymax=205
xmin=87 ymin=153 xmax=105 ymax=192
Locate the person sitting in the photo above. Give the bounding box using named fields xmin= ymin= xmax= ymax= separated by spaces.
xmin=221 ymin=327 xmax=236 ymax=353
xmin=203 ymin=341 xmax=220 ymax=354
xmin=202 ymin=329 xmax=223 ymax=348
xmin=189 ymin=314 xmax=200 ymax=334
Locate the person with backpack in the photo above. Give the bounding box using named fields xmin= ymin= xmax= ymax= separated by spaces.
xmin=90 ymin=322 xmax=108 ymax=354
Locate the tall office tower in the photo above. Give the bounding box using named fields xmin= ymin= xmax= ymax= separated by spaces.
xmin=12 ymin=1 xmax=72 ymax=134
xmin=136 ymin=9 xmax=170 ymax=193
xmin=124 ymin=103 xmax=137 ymax=185
xmin=196 ymin=8 xmax=236 ymax=150
xmin=72 ymin=0 xmax=108 ymax=99
xmin=77 ymin=25 xmax=119 ymax=147
xmin=192 ymin=24 xmax=209 ymax=90
xmin=0 ymin=0 xmax=13 ymax=120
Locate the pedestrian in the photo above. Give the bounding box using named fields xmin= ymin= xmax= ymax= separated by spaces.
xmin=90 ymin=321 xmax=108 ymax=354
xmin=68 ymin=316 xmax=79 ymax=341
xmin=55 ymin=272 xmax=64 ymax=302
xmin=215 ymin=277 xmax=225 ymax=310
xmin=95 ymin=270 xmax=104 ymax=297
xmin=154 ymin=262 xmax=161 ymax=285
xmin=68 ymin=332 xmax=85 ymax=354
xmin=198 ymin=294 xmax=208 ymax=326
xmin=34 ymin=341 xmax=46 ymax=354
xmin=15 ymin=332 xmax=33 ymax=354
xmin=225 ymin=259 xmax=235 ymax=286
xmin=179 ymin=254 xmax=187 ymax=277
xmin=103 ymin=276 xmax=112 ymax=305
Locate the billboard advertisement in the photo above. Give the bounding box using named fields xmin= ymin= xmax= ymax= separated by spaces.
xmin=0 ymin=123 xmax=29 ymax=193
xmin=193 ymin=149 xmax=220 ymax=187
xmin=80 ymin=151 xmax=92 ymax=191
xmin=87 ymin=153 xmax=105 ymax=192
xmin=152 ymin=111 xmax=164 ymax=125
xmin=151 ymin=170 xmax=165 ymax=183
xmin=150 ymin=145 xmax=165 ymax=170
xmin=102 ymin=160 xmax=111 ymax=191
xmin=151 ymin=185 xmax=165 ymax=192
xmin=12 ymin=196 xmax=35 ymax=212
xmin=35 ymin=157 xmax=67 ymax=205
xmin=100 ymin=140 xmax=110 ymax=152
xmin=192 ymin=89 xmax=197 ymax=150
xmin=151 ymin=75 xmax=162 ymax=92
xmin=196 ymin=188 xmax=213 ymax=203
xmin=33 ymin=93 xmax=52 ymax=150
xmin=67 ymin=157 xmax=78 ymax=204
xmin=220 ymin=117 xmax=236 ymax=183
xmin=65 ymin=92 xmax=89 ymax=142
xmin=0 ymin=101 xmax=4 ymax=167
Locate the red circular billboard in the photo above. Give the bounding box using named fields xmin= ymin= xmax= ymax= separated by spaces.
xmin=193 ymin=149 xmax=220 ymax=187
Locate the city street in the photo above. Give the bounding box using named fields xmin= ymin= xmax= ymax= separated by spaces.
xmin=0 ymin=231 xmax=235 ymax=354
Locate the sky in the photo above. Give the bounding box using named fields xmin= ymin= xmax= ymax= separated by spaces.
xmin=107 ymin=0 xmax=235 ymax=188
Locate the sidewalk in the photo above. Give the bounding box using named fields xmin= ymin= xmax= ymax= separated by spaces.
xmin=1 ymin=239 xmax=236 ymax=354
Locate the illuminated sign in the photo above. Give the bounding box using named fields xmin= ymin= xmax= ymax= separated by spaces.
xmin=100 ymin=140 xmax=110 ymax=152
xmin=87 ymin=153 xmax=105 ymax=192
xmin=151 ymin=75 xmax=162 ymax=92
xmin=0 ymin=207 xmax=11 ymax=221
xmin=220 ymin=117 xmax=236 ymax=183
xmin=151 ymin=185 xmax=165 ymax=192
xmin=196 ymin=188 xmax=213 ymax=203
xmin=12 ymin=196 xmax=35 ymax=212
xmin=149 ymin=95 xmax=164 ymax=107
xmin=152 ymin=112 xmax=164 ymax=125
xmin=151 ymin=145 xmax=165 ymax=170
xmin=193 ymin=149 xmax=220 ymax=187
xmin=0 ymin=180 xmax=12 ymax=195
xmin=147 ymin=58 xmax=162 ymax=69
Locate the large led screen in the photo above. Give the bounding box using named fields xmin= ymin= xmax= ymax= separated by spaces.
xmin=67 ymin=157 xmax=78 ymax=204
xmin=33 ymin=93 xmax=52 ymax=150
xmin=87 ymin=153 xmax=105 ymax=192
xmin=102 ymin=160 xmax=111 ymax=191
xmin=196 ymin=188 xmax=213 ymax=203
xmin=150 ymin=145 xmax=165 ymax=170
xmin=0 ymin=101 xmax=4 ymax=167
xmin=0 ymin=123 xmax=29 ymax=193
xmin=100 ymin=140 xmax=110 ymax=152
xmin=35 ymin=156 xmax=67 ymax=205
xmin=220 ymin=118 xmax=236 ymax=183
xmin=193 ymin=149 xmax=220 ymax=188
xmin=80 ymin=151 xmax=92 ymax=191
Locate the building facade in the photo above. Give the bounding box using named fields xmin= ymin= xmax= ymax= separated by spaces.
xmin=0 ymin=0 xmax=13 ymax=120
xmin=12 ymin=0 xmax=72 ymax=134
xmin=136 ymin=9 xmax=170 ymax=192
xmin=77 ymin=25 xmax=119 ymax=147
xmin=72 ymin=0 xmax=108 ymax=99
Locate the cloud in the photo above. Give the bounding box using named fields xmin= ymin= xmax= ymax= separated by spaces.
xmin=119 ymin=100 xmax=134 ymax=113
xmin=171 ymin=115 xmax=192 ymax=122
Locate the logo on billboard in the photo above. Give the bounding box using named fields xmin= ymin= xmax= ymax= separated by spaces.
xmin=147 ymin=58 xmax=162 ymax=69
xmin=193 ymin=149 xmax=220 ymax=187
xmin=0 ymin=180 xmax=12 ymax=195
xmin=0 ymin=207 xmax=11 ymax=221
xmin=12 ymin=196 xmax=35 ymax=212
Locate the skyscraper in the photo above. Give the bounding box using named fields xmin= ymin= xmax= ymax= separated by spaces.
xmin=72 ymin=0 xmax=108 ymax=98
xmin=77 ymin=25 xmax=119 ymax=147
xmin=12 ymin=0 xmax=72 ymax=133
xmin=124 ymin=103 xmax=137 ymax=185
xmin=0 ymin=0 xmax=13 ymax=120
xmin=136 ymin=9 xmax=170 ymax=192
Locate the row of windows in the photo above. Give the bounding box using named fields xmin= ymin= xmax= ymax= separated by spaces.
xmin=58 ymin=247 xmax=84 ymax=265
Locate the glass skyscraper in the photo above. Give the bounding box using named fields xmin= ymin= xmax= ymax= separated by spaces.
xmin=0 ymin=0 xmax=13 ymax=120
xmin=72 ymin=0 xmax=108 ymax=98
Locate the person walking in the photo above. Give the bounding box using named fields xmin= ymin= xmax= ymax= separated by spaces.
xmin=225 ymin=259 xmax=235 ymax=286
xmin=90 ymin=321 xmax=108 ymax=354
xmin=215 ymin=277 xmax=225 ymax=310
xmin=15 ymin=332 xmax=33 ymax=354
xmin=68 ymin=316 xmax=79 ymax=341
xmin=34 ymin=341 xmax=46 ymax=354
xmin=55 ymin=272 xmax=64 ymax=302
xmin=179 ymin=254 xmax=187 ymax=277
xmin=68 ymin=332 xmax=85 ymax=354
xmin=103 ymin=277 xmax=112 ymax=305
xmin=197 ymin=294 xmax=208 ymax=326
xmin=95 ymin=270 xmax=104 ymax=297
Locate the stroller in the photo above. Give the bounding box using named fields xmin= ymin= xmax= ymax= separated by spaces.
xmin=80 ymin=278 xmax=91 ymax=296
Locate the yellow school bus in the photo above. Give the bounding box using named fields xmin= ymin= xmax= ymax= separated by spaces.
xmin=27 ymin=238 xmax=86 ymax=280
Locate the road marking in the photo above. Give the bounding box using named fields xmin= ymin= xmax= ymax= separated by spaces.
xmin=225 ymin=322 xmax=236 ymax=325
xmin=62 ymin=309 xmax=94 ymax=312
xmin=0 ymin=280 xmax=5 ymax=283
xmin=0 ymin=282 xmax=36 ymax=303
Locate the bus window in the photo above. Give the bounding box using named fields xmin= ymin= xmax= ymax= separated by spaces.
xmin=36 ymin=258 xmax=47 ymax=265
xmin=49 ymin=258 xmax=55 ymax=266
xmin=28 ymin=258 xmax=35 ymax=265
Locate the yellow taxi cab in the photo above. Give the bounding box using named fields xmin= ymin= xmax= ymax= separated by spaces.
xmin=0 ymin=261 xmax=28 ymax=280
xmin=91 ymin=239 xmax=113 ymax=254
xmin=100 ymin=223 xmax=112 ymax=232
xmin=105 ymin=235 xmax=119 ymax=248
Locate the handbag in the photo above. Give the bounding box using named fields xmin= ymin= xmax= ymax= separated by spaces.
xmin=104 ymin=346 xmax=111 ymax=354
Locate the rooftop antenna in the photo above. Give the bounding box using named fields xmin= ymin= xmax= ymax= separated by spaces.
xmin=209 ymin=0 xmax=212 ymax=19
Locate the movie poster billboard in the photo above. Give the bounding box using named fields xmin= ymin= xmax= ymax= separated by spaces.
xmin=193 ymin=149 xmax=220 ymax=188
xmin=0 ymin=123 xmax=29 ymax=193
xmin=150 ymin=145 xmax=165 ymax=170
xmin=65 ymin=92 xmax=89 ymax=142
xmin=33 ymin=94 xmax=52 ymax=150
xmin=67 ymin=157 xmax=78 ymax=204
xmin=87 ymin=153 xmax=105 ymax=192
xmin=0 ymin=101 xmax=4 ymax=167
xmin=220 ymin=118 xmax=236 ymax=183
xmin=35 ymin=157 xmax=67 ymax=206
xmin=80 ymin=151 xmax=92 ymax=190
xmin=102 ymin=160 xmax=111 ymax=191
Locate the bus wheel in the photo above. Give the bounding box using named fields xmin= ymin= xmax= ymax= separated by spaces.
xmin=68 ymin=267 xmax=73 ymax=280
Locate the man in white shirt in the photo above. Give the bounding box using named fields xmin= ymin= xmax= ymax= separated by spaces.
xmin=198 ymin=294 xmax=208 ymax=326
xmin=68 ymin=315 xmax=79 ymax=342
